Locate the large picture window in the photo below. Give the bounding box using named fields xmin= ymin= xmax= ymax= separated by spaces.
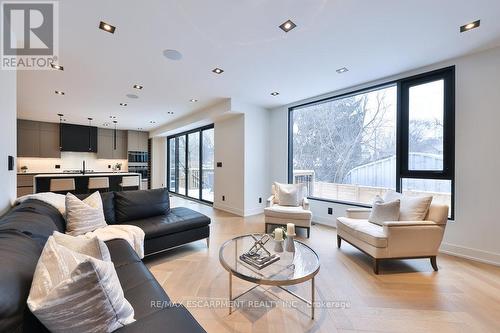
xmin=289 ymin=67 xmax=455 ymax=218
xmin=167 ymin=124 xmax=215 ymax=203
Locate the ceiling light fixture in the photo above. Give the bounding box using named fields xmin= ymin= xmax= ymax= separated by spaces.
xmin=119 ymin=103 xmax=127 ymax=107
xmin=150 ymin=121 xmax=156 ymax=124
xmin=190 ymin=99 xmax=198 ymax=102
xmin=212 ymin=68 xmax=224 ymax=74
xmin=55 ymin=90 xmax=65 ymax=95
xmin=167 ymin=111 xmax=174 ymax=115
xmin=162 ymin=49 xmax=183 ymax=61
xmin=110 ymin=116 xmax=116 ymax=119
xmin=133 ymin=84 xmax=143 ymax=90
xmin=50 ymin=63 xmax=64 ymax=71
xmin=271 ymin=92 xmax=280 ymax=96
xmin=99 ymin=21 xmax=116 ymax=33
xmin=460 ymin=20 xmax=480 ymax=33
xmin=279 ymin=19 xmax=297 ymax=33
xmin=336 ymin=67 xmax=349 ymax=74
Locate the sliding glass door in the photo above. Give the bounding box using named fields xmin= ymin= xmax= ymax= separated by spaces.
xmin=167 ymin=124 xmax=214 ymax=203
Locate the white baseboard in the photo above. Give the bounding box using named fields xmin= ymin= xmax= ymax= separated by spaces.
xmin=213 ymin=202 xmax=244 ymax=216
xmin=244 ymin=207 xmax=264 ymax=217
xmin=439 ymin=242 xmax=500 ymax=267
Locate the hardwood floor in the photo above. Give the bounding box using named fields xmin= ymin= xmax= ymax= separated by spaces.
xmin=144 ymin=197 xmax=500 ymax=333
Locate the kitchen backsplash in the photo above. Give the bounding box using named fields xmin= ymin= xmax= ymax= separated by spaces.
xmin=17 ymin=152 xmax=128 ymax=173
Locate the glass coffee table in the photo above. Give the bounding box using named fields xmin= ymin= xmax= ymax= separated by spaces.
xmin=219 ymin=234 xmax=320 ymax=318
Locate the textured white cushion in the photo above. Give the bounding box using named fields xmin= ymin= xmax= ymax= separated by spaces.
xmin=383 ymin=191 xmax=433 ymax=221
xmin=368 ymin=196 xmax=400 ymax=226
xmin=65 ymin=192 xmax=107 ymax=236
xmin=399 ymin=195 xmax=433 ymax=221
xmin=52 ymin=231 xmax=111 ymax=262
xmin=264 ymin=204 xmax=312 ymax=220
xmin=274 ymin=182 xmax=303 ymax=206
xmin=27 ymin=236 xmax=135 ymax=333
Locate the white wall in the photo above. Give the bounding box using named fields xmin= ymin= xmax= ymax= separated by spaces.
xmin=269 ymin=45 xmax=500 ymax=266
xmin=213 ymin=115 xmax=245 ymax=215
xmin=151 ymin=137 xmax=166 ymax=189
xmin=0 ymin=69 xmax=17 ymax=215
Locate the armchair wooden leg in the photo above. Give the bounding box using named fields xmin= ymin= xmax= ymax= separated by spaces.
xmin=430 ymin=256 xmax=438 ymax=271
xmin=373 ymin=258 xmax=380 ymax=275
xmin=265 ymin=223 xmax=268 ymax=234
xmin=337 ymin=235 xmax=341 ymax=248
xmin=306 ymin=227 xmax=310 ymax=238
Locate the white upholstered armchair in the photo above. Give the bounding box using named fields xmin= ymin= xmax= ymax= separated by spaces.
xmin=336 ymin=203 xmax=449 ymax=274
xmin=264 ymin=183 xmax=313 ymax=237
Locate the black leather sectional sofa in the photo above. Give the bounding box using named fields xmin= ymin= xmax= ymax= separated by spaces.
xmin=0 ymin=188 xmax=210 ymax=332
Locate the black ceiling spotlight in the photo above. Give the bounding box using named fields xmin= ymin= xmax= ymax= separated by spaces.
xmin=99 ymin=21 xmax=116 ymax=33
xmin=113 ymin=120 xmax=118 ymax=150
xmin=279 ymin=19 xmax=297 ymax=33
xmin=460 ymin=20 xmax=480 ymax=33
xmin=58 ymin=114 xmax=64 ymax=150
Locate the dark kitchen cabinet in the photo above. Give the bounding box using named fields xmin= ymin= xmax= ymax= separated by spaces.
xmin=61 ymin=123 xmax=97 ymax=152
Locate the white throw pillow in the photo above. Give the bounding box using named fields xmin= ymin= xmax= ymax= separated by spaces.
xmin=65 ymin=192 xmax=107 ymax=236
xmin=383 ymin=191 xmax=432 ymax=221
xmin=399 ymin=195 xmax=433 ymax=221
xmin=27 ymin=236 xmax=135 ymax=333
xmin=368 ymin=196 xmax=400 ymax=226
xmin=274 ymin=182 xmax=303 ymax=206
xmin=52 ymin=231 xmax=111 ymax=262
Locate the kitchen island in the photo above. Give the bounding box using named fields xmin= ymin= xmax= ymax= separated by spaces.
xmin=33 ymin=172 xmax=142 ymax=194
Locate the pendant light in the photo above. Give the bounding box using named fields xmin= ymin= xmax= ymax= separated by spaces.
xmin=113 ymin=121 xmax=117 ymax=150
xmin=88 ymin=118 xmax=93 ymax=151
xmin=57 ymin=114 xmax=64 ymax=150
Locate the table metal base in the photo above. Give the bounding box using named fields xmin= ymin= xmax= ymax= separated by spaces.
xmin=228 ymin=272 xmax=315 ymax=319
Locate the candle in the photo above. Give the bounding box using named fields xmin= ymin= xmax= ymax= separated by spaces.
xmin=287 ymin=223 xmax=296 ymax=236
xmin=274 ymin=228 xmax=283 ymax=241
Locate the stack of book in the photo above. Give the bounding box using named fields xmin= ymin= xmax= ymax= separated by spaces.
xmin=239 ymin=252 xmax=280 ymax=270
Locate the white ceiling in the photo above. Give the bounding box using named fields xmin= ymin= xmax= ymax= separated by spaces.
xmin=17 ymin=0 xmax=500 ymax=131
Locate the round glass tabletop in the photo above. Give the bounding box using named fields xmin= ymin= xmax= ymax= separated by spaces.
xmin=219 ymin=234 xmax=320 ymax=286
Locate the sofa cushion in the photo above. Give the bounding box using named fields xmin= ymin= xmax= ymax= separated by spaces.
xmin=65 ymin=192 xmax=108 ymax=236
xmin=264 ymin=205 xmax=312 ymax=220
xmin=6 ymin=199 xmax=65 ymax=233
xmin=77 ymin=192 xmax=116 ymax=224
xmin=337 ymin=217 xmax=388 ymax=248
xmin=383 ymin=191 xmax=433 ymax=221
xmin=115 ymin=188 xmax=170 ymax=223
xmin=0 ymin=230 xmax=44 ymax=332
xmin=368 ymin=196 xmax=400 ymax=226
xmin=0 ymin=210 xmax=60 ymax=247
xmin=125 ymin=207 xmax=211 ymax=240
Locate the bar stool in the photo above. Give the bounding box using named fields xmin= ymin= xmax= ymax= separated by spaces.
xmin=88 ymin=177 xmax=110 ymax=193
xmin=50 ymin=178 xmax=76 ymax=194
xmin=119 ymin=176 xmax=140 ymax=191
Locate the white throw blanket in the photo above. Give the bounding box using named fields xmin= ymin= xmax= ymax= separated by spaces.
xmin=16 ymin=192 xmax=67 ymax=215
xmin=15 ymin=192 xmax=145 ymax=258
xmin=79 ymin=225 xmax=145 ymax=259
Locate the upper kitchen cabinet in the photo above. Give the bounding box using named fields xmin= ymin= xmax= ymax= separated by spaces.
xmin=127 ymin=130 xmax=149 ymax=152
xmin=17 ymin=120 xmax=61 ymax=158
xmin=97 ymin=128 xmax=127 ymax=159
xmin=61 ymin=123 xmax=98 ymax=153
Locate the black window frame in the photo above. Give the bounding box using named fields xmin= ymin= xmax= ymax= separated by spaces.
xmin=288 ymin=66 xmax=455 ymax=219
xmin=167 ymin=124 xmax=215 ymax=205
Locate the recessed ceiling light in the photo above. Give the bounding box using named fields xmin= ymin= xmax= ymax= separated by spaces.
xmin=336 ymin=67 xmax=349 ymax=74
xmin=190 ymin=99 xmax=198 ymax=102
xmin=150 ymin=121 xmax=156 ymax=124
xmin=460 ymin=20 xmax=480 ymax=33
xmin=271 ymin=92 xmax=280 ymax=96
xmin=55 ymin=90 xmax=65 ymax=95
xmin=279 ymin=19 xmax=297 ymax=33
xmin=162 ymin=49 xmax=183 ymax=61
xmin=119 ymin=103 xmax=127 ymax=107
xmin=212 ymin=68 xmax=224 ymax=74
xmin=167 ymin=111 xmax=174 ymax=115
xmin=109 ymin=116 xmax=116 ymax=119
xmin=99 ymin=21 xmax=116 ymax=33
xmin=103 ymin=123 xmax=110 ymax=127
xmin=50 ymin=63 xmax=64 ymax=71
xmin=133 ymin=84 xmax=143 ymax=90
xmin=126 ymin=93 xmax=139 ymax=99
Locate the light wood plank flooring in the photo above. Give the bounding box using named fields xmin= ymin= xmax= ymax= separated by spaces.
xmin=144 ymin=197 xmax=500 ymax=333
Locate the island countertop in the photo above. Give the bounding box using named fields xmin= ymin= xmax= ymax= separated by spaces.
xmin=33 ymin=172 xmax=141 ymax=178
